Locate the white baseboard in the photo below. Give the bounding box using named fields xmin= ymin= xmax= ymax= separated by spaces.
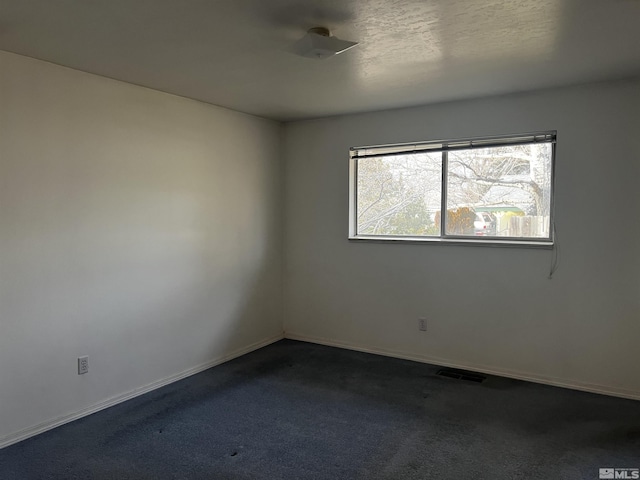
xmin=0 ymin=333 xmax=284 ymax=450
xmin=284 ymin=332 xmax=640 ymax=402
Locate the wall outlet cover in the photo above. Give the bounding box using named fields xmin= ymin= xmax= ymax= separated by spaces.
xmin=78 ymin=356 xmax=89 ymax=375
xmin=418 ymin=318 xmax=427 ymax=331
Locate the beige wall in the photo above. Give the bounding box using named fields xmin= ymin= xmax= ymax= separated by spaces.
xmin=283 ymin=80 xmax=640 ymax=399
xmin=0 ymin=51 xmax=284 ymax=444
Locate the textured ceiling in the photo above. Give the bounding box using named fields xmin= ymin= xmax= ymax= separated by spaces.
xmin=1 ymin=0 xmax=640 ymax=121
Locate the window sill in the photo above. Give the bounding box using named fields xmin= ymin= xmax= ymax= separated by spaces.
xmin=348 ymin=235 xmax=554 ymax=249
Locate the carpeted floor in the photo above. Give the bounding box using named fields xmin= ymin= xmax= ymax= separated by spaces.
xmin=1 ymin=339 xmax=639 ymax=479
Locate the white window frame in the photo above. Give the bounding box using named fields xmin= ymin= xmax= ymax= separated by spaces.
xmin=348 ymin=131 xmax=556 ymax=247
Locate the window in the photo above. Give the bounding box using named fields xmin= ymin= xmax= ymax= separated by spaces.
xmin=349 ymin=132 xmax=555 ymax=245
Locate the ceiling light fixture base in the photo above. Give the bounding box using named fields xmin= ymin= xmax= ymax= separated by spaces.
xmin=293 ymin=27 xmax=358 ymax=60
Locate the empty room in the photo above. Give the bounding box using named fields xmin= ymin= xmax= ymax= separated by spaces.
xmin=1 ymin=1 xmax=639 ymax=479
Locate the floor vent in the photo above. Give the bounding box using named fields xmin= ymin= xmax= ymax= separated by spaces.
xmin=436 ymin=369 xmax=486 ymax=383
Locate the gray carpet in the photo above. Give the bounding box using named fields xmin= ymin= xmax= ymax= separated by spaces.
xmin=1 ymin=339 xmax=639 ymax=479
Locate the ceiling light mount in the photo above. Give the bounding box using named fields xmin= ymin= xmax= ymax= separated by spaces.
xmin=307 ymin=27 xmax=331 ymax=37
xmin=293 ymin=26 xmax=358 ymax=60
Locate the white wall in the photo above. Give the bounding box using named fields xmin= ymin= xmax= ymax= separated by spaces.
xmin=283 ymin=80 xmax=640 ymax=398
xmin=0 ymin=51 xmax=283 ymax=445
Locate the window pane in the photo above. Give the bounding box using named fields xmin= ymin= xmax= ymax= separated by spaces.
xmin=357 ymin=153 xmax=442 ymax=236
xmin=445 ymin=143 xmax=552 ymax=238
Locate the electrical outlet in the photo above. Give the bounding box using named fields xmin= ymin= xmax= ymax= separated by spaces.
xmin=78 ymin=356 xmax=89 ymax=375
xmin=418 ymin=318 xmax=427 ymax=332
